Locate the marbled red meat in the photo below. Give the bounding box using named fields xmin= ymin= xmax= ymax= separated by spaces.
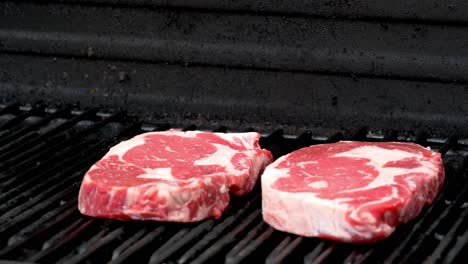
xmin=78 ymin=130 xmax=272 ymax=222
xmin=261 ymin=141 xmax=444 ymax=243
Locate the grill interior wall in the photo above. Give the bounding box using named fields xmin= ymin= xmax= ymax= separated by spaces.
xmin=1 ymin=1 xmax=468 ymax=136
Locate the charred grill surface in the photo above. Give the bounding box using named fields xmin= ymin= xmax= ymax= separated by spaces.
xmin=0 ymin=103 xmax=467 ymax=263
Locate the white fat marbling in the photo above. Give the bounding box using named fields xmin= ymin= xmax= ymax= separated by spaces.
xmin=137 ymin=167 xmax=174 ymax=180
xmin=308 ymin=180 xmax=329 ymax=189
xmin=194 ymin=143 xmax=242 ymax=175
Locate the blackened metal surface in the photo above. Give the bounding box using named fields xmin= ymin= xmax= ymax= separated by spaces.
xmin=12 ymin=0 xmax=468 ymax=23
xmin=2 ymin=2 xmax=468 ymax=82
xmin=0 ymin=103 xmax=468 ymax=263
xmin=2 ymin=54 xmax=468 ymax=137
xmin=1 ymin=2 xmax=468 ymax=137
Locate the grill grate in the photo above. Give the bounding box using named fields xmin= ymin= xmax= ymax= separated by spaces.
xmin=0 ymin=103 xmax=467 ymax=263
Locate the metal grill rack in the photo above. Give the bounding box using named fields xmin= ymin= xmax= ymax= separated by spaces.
xmin=0 ymin=103 xmax=467 ymax=263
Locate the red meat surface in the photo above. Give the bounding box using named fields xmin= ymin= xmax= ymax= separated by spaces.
xmin=261 ymin=141 xmax=444 ymax=243
xmin=78 ymin=130 xmax=272 ymax=222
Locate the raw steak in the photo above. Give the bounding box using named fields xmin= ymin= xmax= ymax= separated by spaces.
xmin=78 ymin=130 xmax=272 ymax=222
xmin=262 ymin=141 xmax=444 ymax=242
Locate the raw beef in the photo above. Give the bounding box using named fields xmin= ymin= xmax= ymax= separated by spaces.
xmin=261 ymin=141 xmax=444 ymax=243
xmin=78 ymin=130 xmax=272 ymax=222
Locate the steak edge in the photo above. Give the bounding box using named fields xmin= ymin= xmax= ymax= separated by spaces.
xmin=261 ymin=141 xmax=444 ymax=243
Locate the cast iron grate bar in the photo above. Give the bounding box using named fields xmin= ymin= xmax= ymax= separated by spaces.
xmin=0 ymin=105 xmax=73 ymax=146
xmin=0 ymin=103 xmax=20 ymax=116
xmin=1 ymin=104 xmax=468 ymax=263
xmin=425 ymin=205 xmax=468 ymax=263
xmin=191 ymin=209 xmax=262 ymax=264
xmin=0 ymin=117 xmax=137 ymax=196
xmin=0 ymin=171 xmax=81 ymax=223
xmin=177 ymin=195 xmax=261 ymax=263
xmin=224 ymin=219 xmax=268 ymax=264
xmin=27 ymin=218 xmax=96 ymax=263
xmin=303 ymin=241 xmax=333 ymax=263
xmin=111 ymin=228 xmax=150 ymax=261
xmin=265 ymin=236 xmax=303 ymax=264
xmin=445 ymin=222 xmax=468 ymax=263
xmin=0 ymin=104 xmax=46 ymax=131
xmin=343 ymin=249 xmax=373 ymax=264
xmin=0 ymin=201 xmax=79 ymax=259
xmin=9 ymin=198 xmax=77 ymax=246
xmin=0 ymin=183 xmax=79 ymax=243
xmin=42 ymin=218 xmax=93 ymax=251
xmin=53 ymin=223 xmax=113 ymax=263
xmin=0 ymin=135 xmax=110 ymax=190
xmin=0 ymin=118 xmax=139 ymax=190
xmin=0 ymin=109 xmax=101 ymax=170
xmin=0 ymin=140 xmax=112 ymax=208
xmin=65 ymin=227 xmax=126 ymax=264
xmin=1 ymin=111 xmax=125 ymax=171
xmin=0 ymin=107 xmax=99 ymax=158
xmin=149 ymin=221 xmax=215 ymax=264
xmin=111 ymin=226 xmax=166 ymax=264
xmin=226 ymin=226 xmax=276 ymax=264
